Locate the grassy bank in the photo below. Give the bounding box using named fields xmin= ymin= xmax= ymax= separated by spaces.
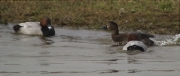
xmin=0 ymin=0 xmax=179 ymax=34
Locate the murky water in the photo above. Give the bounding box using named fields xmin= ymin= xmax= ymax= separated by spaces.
xmin=0 ymin=24 xmax=180 ymax=76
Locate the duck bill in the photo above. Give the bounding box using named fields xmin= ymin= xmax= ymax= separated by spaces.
xmin=100 ymin=25 xmax=108 ymax=30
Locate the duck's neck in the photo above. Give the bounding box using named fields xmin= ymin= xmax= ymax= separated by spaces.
xmin=111 ymin=29 xmax=119 ymax=36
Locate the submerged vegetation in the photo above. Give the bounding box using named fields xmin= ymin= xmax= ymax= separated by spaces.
xmin=0 ymin=0 xmax=179 ymax=34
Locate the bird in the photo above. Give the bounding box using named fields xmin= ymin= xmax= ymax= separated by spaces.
xmin=13 ymin=17 xmax=55 ymax=37
xmin=123 ymin=41 xmax=147 ymax=52
xmin=102 ymin=21 xmax=154 ymax=46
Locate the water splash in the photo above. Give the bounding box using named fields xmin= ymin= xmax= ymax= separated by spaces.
xmin=151 ymin=34 xmax=180 ymax=46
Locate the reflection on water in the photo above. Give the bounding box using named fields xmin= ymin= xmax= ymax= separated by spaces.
xmin=0 ymin=24 xmax=180 ymax=76
xmin=39 ymin=37 xmax=54 ymax=45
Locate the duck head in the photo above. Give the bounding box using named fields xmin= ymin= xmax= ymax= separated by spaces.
xmin=40 ymin=17 xmax=55 ymax=37
xmin=107 ymin=21 xmax=119 ymax=31
xmin=101 ymin=21 xmax=119 ymax=31
xmin=103 ymin=21 xmax=120 ymax=36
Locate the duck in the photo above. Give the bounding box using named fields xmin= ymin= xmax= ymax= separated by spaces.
xmin=102 ymin=21 xmax=154 ymax=46
xmin=123 ymin=41 xmax=147 ymax=52
xmin=13 ymin=17 xmax=55 ymax=37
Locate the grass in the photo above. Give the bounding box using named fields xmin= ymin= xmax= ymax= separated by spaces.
xmin=0 ymin=0 xmax=179 ymax=34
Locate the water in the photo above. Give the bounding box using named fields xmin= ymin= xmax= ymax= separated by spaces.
xmin=0 ymin=24 xmax=180 ymax=76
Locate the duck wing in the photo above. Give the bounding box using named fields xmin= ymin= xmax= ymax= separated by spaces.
xmin=140 ymin=33 xmax=154 ymax=38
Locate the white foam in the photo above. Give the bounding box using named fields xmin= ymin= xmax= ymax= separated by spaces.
xmin=151 ymin=34 xmax=180 ymax=46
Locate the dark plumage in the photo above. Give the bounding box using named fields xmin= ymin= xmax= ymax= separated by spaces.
xmin=104 ymin=21 xmax=154 ymax=46
xmin=13 ymin=25 xmax=22 ymax=32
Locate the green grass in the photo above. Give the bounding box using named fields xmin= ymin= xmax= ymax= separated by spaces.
xmin=0 ymin=0 xmax=179 ymax=34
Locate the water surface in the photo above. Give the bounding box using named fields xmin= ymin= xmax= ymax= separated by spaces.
xmin=0 ymin=25 xmax=180 ymax=76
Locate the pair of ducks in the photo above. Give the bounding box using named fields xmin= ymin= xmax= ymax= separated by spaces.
xmin=13 ymin=17 xmax=154 ymax=52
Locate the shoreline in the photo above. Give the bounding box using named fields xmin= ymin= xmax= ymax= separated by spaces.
xmin=0 ymin=0 xmax=179 ymax=34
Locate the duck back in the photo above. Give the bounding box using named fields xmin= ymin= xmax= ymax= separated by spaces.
xmin=18 ymin=22 xmax=42 ymax=35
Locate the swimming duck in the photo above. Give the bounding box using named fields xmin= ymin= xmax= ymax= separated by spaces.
xmin=13 ymin=17 xmax=55 ymax=37
xmin=103 ymin=21 xmax=154 ymax=46
xmin=123 ymin=41 xmax=147 ymax=52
